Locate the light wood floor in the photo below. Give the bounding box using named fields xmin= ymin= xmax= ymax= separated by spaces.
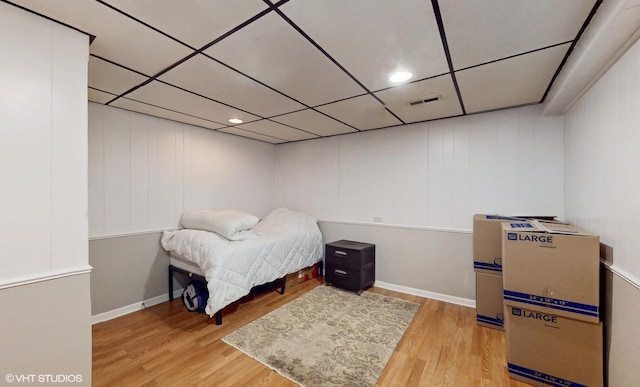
xmin=93 ymin=277 xmax=530 ymax=386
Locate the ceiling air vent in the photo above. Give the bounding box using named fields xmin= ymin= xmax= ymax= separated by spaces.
xmin=406 ymin=96 xmax=441 ymax=106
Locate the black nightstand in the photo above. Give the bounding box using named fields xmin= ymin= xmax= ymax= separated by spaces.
xmin=325 ymin=240 xmax=375 ymax=294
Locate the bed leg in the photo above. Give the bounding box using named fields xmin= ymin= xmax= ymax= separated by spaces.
xmin=280 ymin=277 xmax=286 ymax=295
xmin=168 ymin=265 xmax=174 ymax=301
xmin=215 ymin=310 xmax=222 ymax=325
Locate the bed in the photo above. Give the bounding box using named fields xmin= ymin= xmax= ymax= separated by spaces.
xmin=161 ymin=207 xmax=323 ymax=324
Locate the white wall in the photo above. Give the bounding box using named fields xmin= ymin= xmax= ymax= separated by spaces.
xmin=565 ymin=36 xmax=640 ymax=281
xmin=89 ymin=103 xmax=277 ymax=238
xmin=0 ymin=2 xmax=90 ymax=283
xmin=564 ymin=32 xmax=640 ymax=386
xmin=276 ymin=104 xmax=564 ymax=302
xmin=0 ymin=2 xmax=92 ymax=384
xmin=277 ymin=104 xmax=565 ymax=230
xmin=88 ymin=104 xmax=278 ymax=316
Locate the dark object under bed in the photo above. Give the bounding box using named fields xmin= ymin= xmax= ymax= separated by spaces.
xmin=168 ymin=264 xmax=287 ymax=325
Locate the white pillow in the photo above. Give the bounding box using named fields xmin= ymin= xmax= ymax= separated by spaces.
xmin=181 ymin=209 xmax=259 ymax=240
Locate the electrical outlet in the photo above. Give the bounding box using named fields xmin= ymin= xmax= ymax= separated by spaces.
xmin=373 ymin=217 xmax=383 ymax=222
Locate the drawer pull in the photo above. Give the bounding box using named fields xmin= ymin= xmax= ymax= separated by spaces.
xmin=334 ymin=269 xmax=347 ymax=276
xmin=334 ymin=250 xmax=348 ymax=257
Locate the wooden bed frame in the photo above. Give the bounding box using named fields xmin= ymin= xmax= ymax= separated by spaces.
xmin=168 ymin=264 xmax=286 ymax=325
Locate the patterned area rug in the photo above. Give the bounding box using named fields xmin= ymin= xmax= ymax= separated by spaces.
xmin=222 ymin=285 xmax=419 ymax=387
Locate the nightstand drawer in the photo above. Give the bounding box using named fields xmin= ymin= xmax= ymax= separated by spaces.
xmin=325 ymin=265 xmax=374 ymax=292
xmin=325 ymin=266 xmax=360 ymax=290
xmin=325 ymin=240 xmax=375 ymax=270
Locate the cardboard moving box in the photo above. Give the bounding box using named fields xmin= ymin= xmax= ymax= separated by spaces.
xmin=473 ymin=214 xmax=524 ymax=274
xmin=505 ymin=305 xmax=603 ymax=387
xmin=502 ymin=221 xmax=600 ymax=323
xmin=476 ymin=272 xmax=505 ymax=329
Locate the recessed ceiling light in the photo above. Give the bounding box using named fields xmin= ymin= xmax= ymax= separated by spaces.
xmin=389 ymin=71 xmax=413 ymax=83
xmin=228 ymin=118 xmax=243 ymax=124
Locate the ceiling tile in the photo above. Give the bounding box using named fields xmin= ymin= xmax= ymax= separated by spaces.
xmin=375 ymin=75 xmax=463 ymax=123
xmin=219 ymin=127 xmax=286 ymax=144
xmin=88 ymin=56 xmax=148 ymax=96
xmin=124 ymin=80 xmax=259 ymax=124
xmin=280 ymin=0 xmax=449 ymax=92
xmin=159 ymin=54 xmax=304 ymax=118
xmin=271 ymin=109 xmax=357 ymax=137
xmin=440 ymin=0 xmax=596 ymax=70
xmin=110 ymin=98 xmax=225 ymax=130
xmin=89 ymin=88 xmax=118 ymax=104
xmin=13 ymin=0 xmax=193 ymax=75
xmin=235 ymin=120 xmax=319 ymax=142
xmin=614 ymin=2 xmax=640 ymax=28
xmin=204 ymin=12 xmax=365 ymax=107
xmin=456 ymin=43 xmax=571 ymax=113
xmin=316 ymin=95 xmax=402 ymax=130
xmin=102 ymin=0 xmax=268 ymax=49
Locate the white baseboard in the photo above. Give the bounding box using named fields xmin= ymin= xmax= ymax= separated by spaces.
xmin=91 ymin=264 xmax=638 ymax=325
xmin=93 ymin=280 xmax=478 ymax=324
xmin=374 ymin=280 xmax=476 ymax=308
xmin=92 ymin=288 xmax=183 ymax=324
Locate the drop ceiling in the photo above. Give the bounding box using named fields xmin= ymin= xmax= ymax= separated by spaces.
xmin=7 ymin=0 xmax=604 ymax=143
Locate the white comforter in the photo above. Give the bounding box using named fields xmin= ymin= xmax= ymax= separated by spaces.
xmin=161 ymin=207 xmax=323 ymax=317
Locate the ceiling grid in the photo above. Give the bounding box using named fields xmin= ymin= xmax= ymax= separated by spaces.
xmin=6 ymin=0 xmax=602 ymax=143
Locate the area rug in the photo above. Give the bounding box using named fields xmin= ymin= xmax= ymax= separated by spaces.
xmin=221 ymin=285 xmax=419 ymax=387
